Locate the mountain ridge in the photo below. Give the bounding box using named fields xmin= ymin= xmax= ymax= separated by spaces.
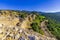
xmin=0 ymin=10 xmax=58 ymax=40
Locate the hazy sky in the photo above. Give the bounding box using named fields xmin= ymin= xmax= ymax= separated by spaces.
xmin=0 ymin=0 xmax=60 ymax=12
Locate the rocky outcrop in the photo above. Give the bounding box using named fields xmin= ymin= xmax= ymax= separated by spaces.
xmin=0 ymin=10 xmax=57 ymax=40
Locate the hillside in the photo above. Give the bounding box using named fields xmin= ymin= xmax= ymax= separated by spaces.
xmin=41 ymin=13 xmax=60 ymax=23
xmin=41 ymin=13 xmax=60 ymax=40
xmin=0 ymin=10 xmax=57 ymax=40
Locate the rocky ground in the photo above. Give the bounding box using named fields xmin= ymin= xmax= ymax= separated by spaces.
xmin=0 ymin=10 xmax=57 ymax=40
xmin=0 ymin=26 xmax=57 ymax=40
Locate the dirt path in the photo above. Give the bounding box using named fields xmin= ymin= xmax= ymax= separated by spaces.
xmin=40 ymin=20 xmax=53 ymax=37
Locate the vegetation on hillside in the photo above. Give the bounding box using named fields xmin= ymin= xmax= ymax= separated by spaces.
xmin=42 ymin=13 xmax=60 ymax=40
xmin=30 ymin=13 xmax=45 ymax=35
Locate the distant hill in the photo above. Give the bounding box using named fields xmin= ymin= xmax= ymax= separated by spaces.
xmin=41 ymin=13 xmax=60 ymax=40
xmin=41 ymin=13 xmax=60 ymax=23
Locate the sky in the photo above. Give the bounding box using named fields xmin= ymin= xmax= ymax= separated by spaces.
xmin=0 ymin=0 xmax=60 ymax=12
